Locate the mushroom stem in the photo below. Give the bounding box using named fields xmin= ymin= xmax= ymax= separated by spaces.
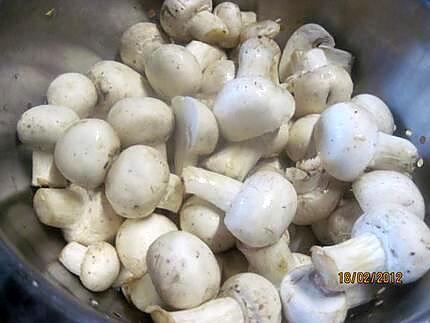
xmin=32 ymin=150 xmax=67 ymax=188
xmin=148 ymin=298 xmax=244 ymax=323
xmin=369 ymin=132 xmax=419 ymax=173
xmin=311 ymin=233 xmax=386 ymax=291
xmin=182 ymin=167 xmax=242 ymax=212
xmin=237 ymin=233 xmax=295 ymax=286
xmin=58 ymin=241 xmax=87 ymax=276
xmin=188 ymin=11 xmax=228 ymax=44
xmin=157 ymin=174 xmax=184 ymax=213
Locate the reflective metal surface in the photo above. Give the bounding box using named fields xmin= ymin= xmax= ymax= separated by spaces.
xmin=1 ymin=0 xmax=430 ymax=322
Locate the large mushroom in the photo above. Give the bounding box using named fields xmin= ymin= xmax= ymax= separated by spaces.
xmin=314 ymin=102 xmax=419 ymax=181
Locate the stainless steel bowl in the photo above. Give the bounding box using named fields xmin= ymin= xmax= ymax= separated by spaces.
xmin=1 ymin=0 xmax=430 ymax=322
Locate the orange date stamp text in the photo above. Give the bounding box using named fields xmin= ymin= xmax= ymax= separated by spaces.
xmin=338 ymin=271 xmax=403 ymax=284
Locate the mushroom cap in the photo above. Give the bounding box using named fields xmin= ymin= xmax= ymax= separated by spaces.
xmin=213 ymin=76 xmax=295 ymax=142
xmin=314 ymin=102 xmax=378 ymax=181
xmin=352 ymin=203 xmax=430 ymax=284
xmin=129 ymin=273 xmax=165 ymax=313
xmin=54 ymin=119 xmax=120 ymax=189
xmin=293 ymin=64 xmax=353 ymax=118
xmin=47 ymin=73 xmax=98 ymax=118
xmin=201 ymin=59 xmax=235 ymax=95
xmin=213 ymin=1 xmax=242 ymax=48
xmin=288 ymin=224 xmax=319 ymax=254
xmin=220 ymin=272 xmax=282 ymax=323
xmin=105 ymin=145 xmax=169 ymax=218
xmin=286 ymin=114 xmax=320 ymax=161
xmin=147 ymin=231 xmax=221 ymax=310
xmin=352 ymin=170 xmax=425 ymax=220
xmin=279 ymin=23 xmax=335 ymax=82
xmin=80 ymin=242 xmax=120 ymax=292
xmin=280 ymin=265 xmax=347 ymax=323
xmin=289 ymin=48 xmax=328 ymax=76
xmin=17 ymin=105 xmax=79 ymax=149
xmin=120 ymin=22 xmax=166 ymax=73
xmin=116 ymin=213 xmax=178 ymax=277
xmin=145 ymin=44 xmax=203 ymax=99
xmin=107 ymin=97 xmax=174 ymax=148
xmin=225 ymin=171 xmax=297 ymax=248
xmin=352 ymin=94 xmax=395 ymax=134
xmin=87 ymin=60 xmax=149 ymax=114
xmin=180 ymin=196 xmax=235 ymax=253
xmin=327 ymin=199 xmax=363 ymax=244
xmin=160 ymin=0 xmax=212 ymax=41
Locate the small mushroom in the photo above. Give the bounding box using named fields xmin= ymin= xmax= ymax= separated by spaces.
xmin=327 ymin=199 xmax=363 ymax=244
xmin=351 ymin=94 xmax=395 ymax=134
xmin=17 ymin=104 xmax=79 ymax=187
xmin=185 ymin=40 xmax=227 ymax=72
xmin=160 ymin=0 xmax=212 ymax=42
xmin=286 ymin=114 xmax=320 ymax=162
xmin=213 ymin=76 xmax=295 ymax=142
xmin=120 ymin=22 xmax=167 ymax=73
xmin=187 ymin=11 xmax=229 ymax=45
xmin=145 ymin=44 xmax=203 ymax=100
xmin=288 ymin=224 xmax=319 ymax=254
xmin=240 ymin=20 xmax=281 ymax=43
xmin=237 ymin=37 xmax=281 ymax=84
xmin=148 ymin=297 xmax=244 ymax=323
xmin=33 ymin=184 xmax=123 ymax=245
xmin=180 ymin=196 xmax=235 ymax=253
xmin=202 ymin=120 xmax=289 ymax=181
xmin=59 ymin=241 xmax=120 ymax=292
xmin=107 ymin=97 xmax=174 ymax=150
xmin=54 ymin=119 xmax=120 ymax=189
xmin=147 ymin=231 xmax=221 ymax=310
xmin=105 ymin=145 xmax=169 ymax=218
xmin=115 ymin=213 xmax=178 ymax=277
xmin=156 ymin=174 xmax=185 ymax=213
xmin=312 ymin=203 xmax=430 ymax=291
xmin=279 ymin=24 xmax=335 ymax=82
xmin=47 ymin=73 xmax=98 ymax=118
xmin=216 ymin=248 xmax=249 ymax=282
xmin=280 ymin=265 xmax=347 ymax=323
xmin=213 ymin=2 xmax=242 ymax=48
xmin=219 ymin=273 xmax=282 ymax=323
xmin=352 ymin=170 xmax=425 ymax=219
xmin=87 ymin=60 xmax=150 ymax=117
xmin=237 ymin=232 xmax=295 ymax=286
xmin=314 ymin=102 xmax=419 ymax=181
xmin=172 ymin=96 xmax=219 ymax=175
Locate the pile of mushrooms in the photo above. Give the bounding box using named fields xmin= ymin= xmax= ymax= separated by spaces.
xmin=16 ymin=1 xmax=430 ymax=322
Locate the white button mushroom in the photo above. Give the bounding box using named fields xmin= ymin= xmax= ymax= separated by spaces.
xmin=59 ymin=241 xmax=120 ymax=292
xmin=219 ymin=273 xmax=282 ymax=323
xmin=213 ymin=2 xmax=242 ymax=48
xmin=202 ymin=120 xmax=289 ymax=181
xmin=216 ymin=248 xmax=249 ymax=282
xmin=145 ymin=44 xmax=203 ymax=100
xmin=54 ymin=119 xmax=120 ymax=189
xmin=237 ymin=37 xmax=281 ymax=84
xmin=286 ymin=114 xmax=320 ymax=162
xmin=156 ymin=174 xmax=185 ymax=213
xmin=352 ymin=170 xmax=425 ymax=220
xmin=106 ymin=97 xmax=174 ymax=150
xmin=17 ymin=104 xmax=80 ymax=187
xmin=326 ymin=199 xmax=363 ymax=244
xmin=279 ymin=24 xmax=335 ymax=82
xmin=213 ymin=77 xmax=295 ymax=142
xmin=87 ymin=60 xmax=150 ymax=117
xmin=47 ymin=73 xmax=98 ymax=118
xmin=105 ymin=145 xmax=169 ymax=218
xmin=312 ymin=203 xmax=430 ymax=291
xmin=147 ymin=231 xmax=221 ymax=310
xmin=33 ymin=184 xmax=123 ymax=245
xmin=351 ymin=94 xmax=396 ymax=134
xmin=115 ymin=213 xmax=178 ymax=278
xmin=237 ymin=232 xmax=295 ymax=286
xmin=314 ymin=102 xmax=419 ymax=181
xmin=172 ymin=96 xmax=219 ymax=175
xmin=180 ymin=196 xmax=235 ymax=253
xmin=187 ymin=11 xmax=228 ymax=45
xmin=148 ymin=297 xmax=245 ymax=323
xmin=280 ymin=265 xmax=347 ymax=323
xmin=120 ymin=22 xmax=167 ymax=73
xmin=183 ymin=167 xmax=297 ymax=247
xmin=240 ymin=20 xmax=281 ymax=43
